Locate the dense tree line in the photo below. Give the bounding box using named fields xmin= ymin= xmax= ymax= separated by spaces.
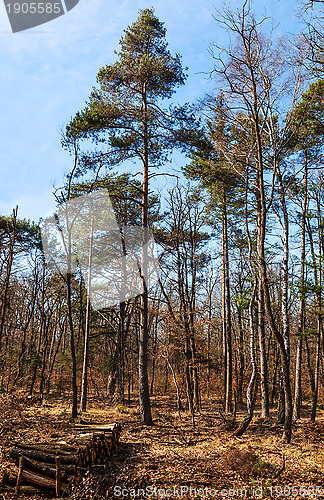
xmin=2 ymin=2 xmax=324 ymax=444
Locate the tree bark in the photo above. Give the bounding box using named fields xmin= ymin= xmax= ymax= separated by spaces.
xmin=138 ymin=82 xmax=152 ymax=425
xmin=276 ymin=165 xmax=290 ymax=423
xmin=311 ymin=192 xmax=323 ymax=422
xmin=67 ymin=272 xmax=78 ymax=420
xmin=254 ymin=103 xmax=292 ymax=442
xmin=258 ymin=284 xmax=270 ymax=418
xmin=79 ymin=215 xmax=94 ymax=413
xmin=293 ymin=152 xmax=308 ymax=421
xmin=233 ymin=174 xmax=257 ymax=437
xmin=222 ymin=190 xmax=232 ymax=413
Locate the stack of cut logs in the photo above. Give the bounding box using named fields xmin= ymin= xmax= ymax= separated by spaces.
xmin=1 ymin=422 xmax=121 ymax=497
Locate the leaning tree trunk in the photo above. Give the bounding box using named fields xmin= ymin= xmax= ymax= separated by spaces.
xmin=233 ymin=173 xmax=257 ymax=437
xmin=259 ymin=227 xmax=293 ymax=442
xmin=254 ymin=111 xmax=292 ymax=442
xmin=232 ymin=282 xmax=257 ymax=437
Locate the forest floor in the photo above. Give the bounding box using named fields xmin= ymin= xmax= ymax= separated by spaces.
xmin=0 ymin=394 xmax=324 ymax=500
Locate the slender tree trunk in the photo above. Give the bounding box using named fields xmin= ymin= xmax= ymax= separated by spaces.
xmin=207 ymin=295 xmax=212 ymax=399
xmin=293 ymin=152 xmax=308 ymax=421
xmin=185 ymin=335 xmax=195 ymax=427
xmin=138 ymin=83 xmax=152 ymax=425
xmin=14 ymin=286 xmax=37 ymax=387
xmin=46 ymin=319 xmax=65 ymax=394
xmin=277 ymin=373 xmax=285 ymax=424
xmin=258 ymin=284 xmax=270 ymax=418
xmin=311 ymin=317 xmax=321 ymax=422
xmin=305 ymin=335 xmax=315 ymax=395
xmin=271 ymin=346 xmax=280 ymax=407
xmin=150 ymin=317 xmax=158 ymax=396
xmin=255 ymin=163 xmax=269 ymax=419
xmin=232 ymin=282 xmax=257 ymax=437
xmin=222 ymin=190 xmax=232 ymax=413
xmin=79 ymin=216 xmax=94 ymax=413
xmin=185 ymin=204 xmax=200 ymax=410
xmin=166 ymin=357 xmax=182 ymax=419
xmin=311 ymin=194 xmax=323 ymax=422
xmin=164 ymin=359 xmax=168 ymax=393
xmin=237 ymin=304 xmax=244 ymax=406
xmin=254 ymin=111 xmax=292 ymax=442
xmin=107 ymin=306 xmax=127 ymax=403
xmin=67 ymin=271 xmax=77 ymax=420
xmin=117 ymin=302 xmax=126 ymax=402
xmin=39 ymin=321 xmax=52 ymax=395
xmin=189 ymin=334 xmax=200 ymax=410
xmin=233 ymin=175 xmax=257 ymax=437
xmin=276 ymin=165 xmax=290 ymax=423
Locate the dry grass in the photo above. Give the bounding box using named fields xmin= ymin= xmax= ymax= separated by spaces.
xmin=0 ymin=395 xmax=324 ymax=499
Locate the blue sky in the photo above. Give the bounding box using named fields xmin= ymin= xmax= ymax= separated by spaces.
xmin=0 ymin=0 xmax=300 ymax=222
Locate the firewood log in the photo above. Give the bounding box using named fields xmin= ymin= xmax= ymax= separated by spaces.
xmin=3 ymin=466 xmax=69 ymax=494
xmin=9 ymin=453 xmax=72 ymax=481
xmin=22 ymin=468 xmax=68 ymax=493
xmin=10 ymin=447 xmax=78 ymax=465
xmin=5 ymin=420 xmax=121 ymax=496
xmin=14 ymin=442 xmax=79 ymax=455
xmin=74 ymin=423 xmax=120 ymax=432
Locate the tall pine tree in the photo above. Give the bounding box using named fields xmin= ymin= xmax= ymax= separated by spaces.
xmin=67 ymin=8 xmax=199 ymax=424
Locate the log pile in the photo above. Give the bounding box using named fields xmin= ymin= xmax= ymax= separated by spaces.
xmin=1 ymin=422 xmax=121 ymax=497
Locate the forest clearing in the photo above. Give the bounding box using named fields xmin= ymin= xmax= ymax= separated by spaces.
xmin=0 ymin=395 xmax=324 ymax=499
xmin=3 ymin=0 xmax=324 ymax=498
